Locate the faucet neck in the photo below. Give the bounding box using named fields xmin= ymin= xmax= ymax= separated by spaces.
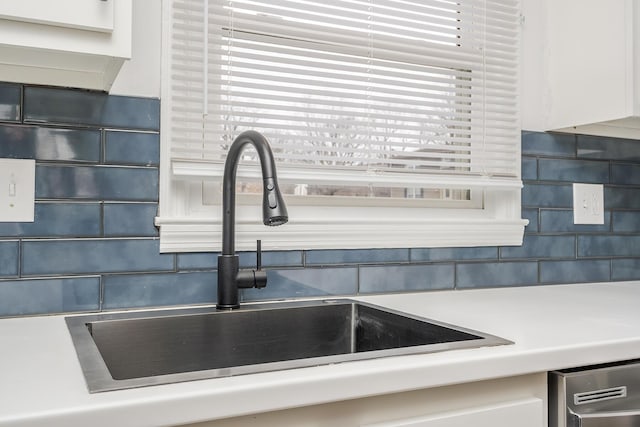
xmin=222 ymin=130 xmax=279 ymax=256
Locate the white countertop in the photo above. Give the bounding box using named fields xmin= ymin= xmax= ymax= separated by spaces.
xmin=2 ymin=281 xmax=640 ymax=427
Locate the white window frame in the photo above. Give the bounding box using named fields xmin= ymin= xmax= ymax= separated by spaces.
xmin=156 ymin=0 xmax=527 ymax=253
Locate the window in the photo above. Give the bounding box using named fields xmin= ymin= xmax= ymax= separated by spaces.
xmin=157 ymin=0 xmax=525 ymax=252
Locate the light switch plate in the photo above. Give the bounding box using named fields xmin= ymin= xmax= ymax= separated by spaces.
xmin=573 ymin=183 xmax=604 ymax=225
xmin=0 ymin=158 xmax=35 ymax=222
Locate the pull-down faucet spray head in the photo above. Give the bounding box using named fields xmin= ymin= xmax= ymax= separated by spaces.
xmin=262 ymin=176 xmax=288 ymax=227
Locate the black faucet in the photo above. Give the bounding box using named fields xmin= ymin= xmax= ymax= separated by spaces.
xmin=216 ymin=130 xmax=288 ymax=310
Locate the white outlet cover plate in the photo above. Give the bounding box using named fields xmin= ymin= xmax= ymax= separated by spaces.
xmin=573 ymin=183 xmax=604 ymax=225
xmin=0 ymin=158 xmax=35 ymax=222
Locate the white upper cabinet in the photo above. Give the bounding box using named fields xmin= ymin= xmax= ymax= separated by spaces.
xmin=0 ymin=0 xmax=132 ymax=92
xmin=522 ymin=0 xmax=640 ymax=138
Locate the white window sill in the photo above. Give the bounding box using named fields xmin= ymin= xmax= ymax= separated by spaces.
xmin=156 ymin=204 xmax=527 ymax=253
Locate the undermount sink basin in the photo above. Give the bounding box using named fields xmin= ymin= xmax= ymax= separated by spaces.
xmin=66 ymin=299 xmax=511 ymax=393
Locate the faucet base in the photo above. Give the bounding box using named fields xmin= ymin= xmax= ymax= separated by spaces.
xmin=217 ymin=255 xmax=240 ymax=310
xmin=215 ymin=303 xmax=240 ymax=310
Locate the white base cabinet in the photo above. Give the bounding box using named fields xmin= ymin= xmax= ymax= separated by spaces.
xmin=181 ymin=373 xmax=547 ymax=427
xmin=362 ymin=398 xmax=543 ymax=427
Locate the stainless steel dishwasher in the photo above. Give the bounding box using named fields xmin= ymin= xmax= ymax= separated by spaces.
xmin=549 ymin=360 xmax=640 ymax=427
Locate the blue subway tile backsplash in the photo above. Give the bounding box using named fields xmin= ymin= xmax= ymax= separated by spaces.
xmin=456 ymin=262 xmax=539 ymax=288
xmin=538 ymin=158 xmax=609 ymax=183
xmin=577 ymin=135 xmax=640 ymax=162
xmin=21 ymin=239 xmax=174 ymax=276
xmin=0 ymin=125 xmax=101 ymax=162
xmin=177 ymin=252 xmax=218 ymax=271
xmin=0 ymin=277 xmax=100 ymax=316
xmin=23 ymin=86 xmax=160 ymax=131
xmin=305 ymin=248 xmax=410 ymax=266
xmin=522 ymin=183 xmax=573 ymax=208
xmin=540 ymin=260 xmax=611 ymax=284
xmin=521 ymin=131 xmax=576 ymax=157
xmin=610 ymin=163 xmax=640 ymax=185
xmin=103 ymin=272 xmax=215 ymax=310
xmin=0 ymin=202 xmax=101 ymax=238
xmin=36 ymin=165 xmax=158 ymax=201
xmin=242 ymin=267 xmax=358 ymax=302
xmin=612 ymin=211 xmax=640 ymax=232
xmin=0 ymin=241 xmax=19 ymax=278
xmin=359 ymin=264 xmax=454 ymax=293
xmin=239 ymin=250 xmax=303 ymax=268
xmin=539 ymin=209 xmax=611 ymax=233
xmin=410 ymin=247 xmax=497 ymax=262
xmin=103 ymin=203 xmax=159 ymax=237
xmin=612 ymin=259 xmax=640 ymax=281
xmin=577 ymin=235 xmax=640 ymax=258
xmin=605 ymin=187 xmax=640 ymax=210
xmin=521 ymin=157 xmax=537 ymax=181
xmin=104 ymin=131 xmax=160 ymax=166
xmin=500 ymin=235 xmax=575 ymax=260
xmin=2 ymin=82 xmax=640 ymax=317
xmin=0 ymin=82 xmax=21 ymax=122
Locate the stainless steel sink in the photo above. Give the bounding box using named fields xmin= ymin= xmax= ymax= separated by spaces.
xmin=66 ymin=299 xmax=511 ymax=393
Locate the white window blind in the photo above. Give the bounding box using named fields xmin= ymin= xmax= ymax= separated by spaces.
xmin=167 ymin=0 xmax=521 ymax=191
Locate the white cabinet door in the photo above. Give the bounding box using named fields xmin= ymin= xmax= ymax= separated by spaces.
xmin=0 ymin=0 xmax=132 ymax=91
xmin=362 ymin=398 xmax=544 ymax=427
xmin=181 ymin=373 xmax=548 ymax=427
xmin=521 ymin=0 xmax=640 ymax=138
xmin=0 ymin=0 xmax=114 ymax=32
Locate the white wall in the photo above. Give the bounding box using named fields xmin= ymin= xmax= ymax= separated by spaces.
xmin=110 ymin=0 xmax=161 ymax=98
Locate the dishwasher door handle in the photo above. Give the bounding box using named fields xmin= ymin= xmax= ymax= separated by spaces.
xmin=572 ymin=409 xmax=640 ymax=427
